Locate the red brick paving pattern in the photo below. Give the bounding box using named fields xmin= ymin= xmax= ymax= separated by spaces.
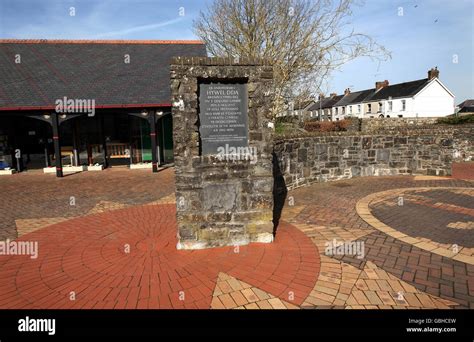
xmin=0 ymin=203 xmax=320 ymax=309
xmin=452 ymin=162 xmax=474 ymax=180
xmin=0 ymin=168 xmax=177 ymax=241
xmin=1 ymin=169 xmax=474 ymax=309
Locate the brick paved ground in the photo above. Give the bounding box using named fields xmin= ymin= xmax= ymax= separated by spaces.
xmin=370 ymin=188 xmax=474 ymax=248
xmin=0 ymin=203 xmax=318 ymax=309
xmin=285 ymin=175 xmax=474 ymax=309
xmin=0 ymin=168 xmax=473 ymax=309
xmin=0 ymin=168 xmax=176 ymax=241
xmin=453 ymin=162 xmax=474 ymax=180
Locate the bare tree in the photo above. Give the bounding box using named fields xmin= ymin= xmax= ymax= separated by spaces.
xmin=194 ymin=0 xmax=390 ymax=116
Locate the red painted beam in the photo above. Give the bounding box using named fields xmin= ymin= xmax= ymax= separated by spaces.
xmin=0 ymin=103 xmax=171 ymax=111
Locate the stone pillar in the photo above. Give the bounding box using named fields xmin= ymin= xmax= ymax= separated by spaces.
xmin=171 ymin=57 xmax=274 ymax=250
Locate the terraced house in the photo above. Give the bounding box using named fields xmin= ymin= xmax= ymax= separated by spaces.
xmin=310 ymin=67 xmax=455 ymax=121
xmin=0 ymin=39 xmax=207 ymax=177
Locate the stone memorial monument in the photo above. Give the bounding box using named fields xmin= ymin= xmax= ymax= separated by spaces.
xmin=171 ymin=57 xmax=274 ymax=249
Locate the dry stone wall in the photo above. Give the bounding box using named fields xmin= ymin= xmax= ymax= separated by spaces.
xmin=274 ymin=125 xmax=473 ymax=190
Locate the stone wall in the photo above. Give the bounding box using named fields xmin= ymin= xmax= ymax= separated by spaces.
xmin=360 ymin=117 xmax=439 ymax=132
xmin=274 ymin=126 xmax=473 ymax=190
xmin=453 ymin=126 xmax=474 ymax=162
xmin=359 ymin=118 xmax=473 ymax=162
xmin=171 ymin=57 xmax=275 ymax=249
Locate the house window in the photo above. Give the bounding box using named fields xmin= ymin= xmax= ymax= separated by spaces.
xmin=401 ymin=100 xmax=406 ymax=111
xmin=388 ymin=101 xmax=393 ymax=111
xmin=336 ymin=108 xmax=339 ymax=115
xmin=358 ymin=104 xmax=361 ymax=113
xmin=378 ymin=102 xmax=383 ymax=113
xmin=342 ymin=107 xmax=345 ymax=115
xmin=367 ymin=104 xmax=372 ymax=113
xmin=349 ymin=106 xmax=353 ymax=114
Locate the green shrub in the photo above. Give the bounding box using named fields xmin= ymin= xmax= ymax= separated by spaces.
xmin=275 ymin=122 xmax=285 ymax=134
xmin=304 ymin=119 xmax=349 ymax=132
xmin=437 ymin=114 xmax=474 ymax=125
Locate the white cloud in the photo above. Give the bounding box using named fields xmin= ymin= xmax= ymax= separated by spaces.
xmin=92 ymin=17 xmax=185 ymax=38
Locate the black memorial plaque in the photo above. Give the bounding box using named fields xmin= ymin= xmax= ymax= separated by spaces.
xmin=199 ymin=83 xmax=248 ymax=155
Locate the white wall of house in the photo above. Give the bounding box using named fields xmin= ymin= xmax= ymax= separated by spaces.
xmin=358 ymin=104 xmax=364 ymax=118
xmin=333 ymin=106 xmax=343 ymax=120
xmin=364 ymin=101 xmax=383 ymax=117
xmin=333 ymin=102 xmax=377 ymax=120
xmin=376 ymin=97 xmax=415 ymax=118
xmin=350 ymin=103 xmax=363 ymax=118
xmin=360 ymin=79 xmax=454 ymax=119
xmin=412 ymin=79 xmax=455 ymax=117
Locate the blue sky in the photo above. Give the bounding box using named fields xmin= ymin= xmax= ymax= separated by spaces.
xmin=0 ymin=0 xmax=472 ymax=102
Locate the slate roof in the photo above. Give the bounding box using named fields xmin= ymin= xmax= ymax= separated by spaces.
xmin=333 ymin=89 xmax=373 ymax=107
xmin=322 ymin=95 xmax=344 ymax=108
xmin=458 ymin=99 xmax=474 ymax=109
xmin=293 ymin=99 xmax=316 ymax=110
xmin=308 ymin=95 xmax=344 ymax=111
xmin=0 ymin=39 xmax=207 ymax=110
xmin=363 ymin=78 xmax=429 ymax=102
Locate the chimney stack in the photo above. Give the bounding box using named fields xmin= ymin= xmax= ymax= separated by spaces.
xmin=330 ymin=93 xmax=337 ymax=97
xmin=428 ymin=67 xmax=439 ymax=80
xmin=319 ymin=93 xmax=325 ymax=100
xmin=344 ymin=88 xmax=351 ymax=96
xmin=375 ymin=80 xmax=389 ymax=91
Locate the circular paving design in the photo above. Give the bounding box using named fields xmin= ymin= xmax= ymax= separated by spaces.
xmin=0 ymin=203 xmax=320 ymax=309
xmin=357 ymin=187 xmax=474 ymax=265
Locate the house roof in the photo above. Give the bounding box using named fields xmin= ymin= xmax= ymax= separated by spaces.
xmin=0 ymin=39 xmax=207 ymax=111
xmin=322 ymin=95 xmax=344 ymax=108
xmin=363 ymin=78 xmax=429 ymax=102
xmin=308 ymin=79 xmax=428 ymax=110
xmin=333 ymin=89 xmax=373 ymax=107
xmin=458 ymin=99 xmax=474 ymax=108
xmin=293 ymin=99 xmax=315 ymax=110
xmin=308 ymin=95 xmax=344 ymax=110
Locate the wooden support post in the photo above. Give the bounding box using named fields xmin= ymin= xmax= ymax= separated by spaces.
xmin=87 ymin=144 xmax=92 ymax=165
xmin=100 ymin=115 xmax=108 ymax=168
xmin=149 ymin=111 xmax=158 ymax=172
xmin=72 ymin=119 xmax=81 ymax=166
xmin=52 ymin=112 xmax=63 ymax=177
